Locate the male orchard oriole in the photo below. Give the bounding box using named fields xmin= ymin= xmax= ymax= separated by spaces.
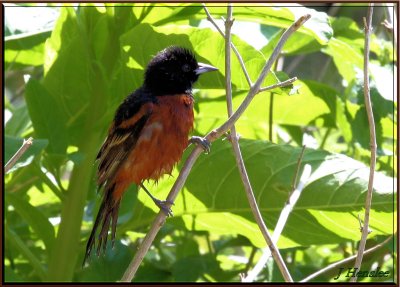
xmin=84 ymin=46 xmax=217 ymax=263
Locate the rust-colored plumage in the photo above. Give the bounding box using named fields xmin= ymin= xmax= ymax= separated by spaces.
xmin=83 ymin=46 xmax=217 ymax=264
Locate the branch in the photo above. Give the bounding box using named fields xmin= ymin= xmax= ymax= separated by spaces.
xmin=350 ymin=4 xmax=375 ymax=282
xmin=223 ymin=5 xmax=292 ymax=282
xmin=209 ymin=15 xmax=310 ymax=143
xmin=301 ymin=236 xmax=393 ymax=282
xmin=258 ymin=77 xmax=297 ymax=94
xmin=243 ymin=148 xmax=310 ymax=282
xmin=120 ymin=13 xmax=311 ymax=282
xmin=202 ymin=4 xmax=252 ymax=87
xmin=5 ymin=137 xmax=33 ymax=173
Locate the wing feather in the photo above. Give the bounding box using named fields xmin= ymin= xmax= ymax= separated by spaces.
xmin=97 ymin=104 xmax=153 ymax=189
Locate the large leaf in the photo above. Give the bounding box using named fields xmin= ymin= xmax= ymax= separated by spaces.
xmin=5 ymin=29 xmax=51 ymax=69
xmin=24 ymin=79 xmax=68 ymax=158
xmin=42 ymin=7 xmax=114 ymax=145
xmin=322 ymin=37 xmax=363 ymax=85
xmin=122 ymin=140 xmax=394 ymax=248
xmin=182 ymin=5 xmax=332 ymax=45
xmin=136 ymin=3 xmax=333 ymax=48
xmin=5 ymin=192 xmax=56 ymax=255
xmin=186 ymin=140 xmax=394 ymax=247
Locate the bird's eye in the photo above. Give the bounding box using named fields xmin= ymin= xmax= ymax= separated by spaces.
xmin=182 ymin=64 xmax=191 ymax=72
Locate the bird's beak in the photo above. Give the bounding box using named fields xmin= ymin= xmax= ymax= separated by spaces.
xmin=195 ymin=62 xmax=218 ymax=75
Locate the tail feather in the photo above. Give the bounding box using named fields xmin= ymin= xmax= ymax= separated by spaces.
xmin=83 ymin=183 xmax=121 ymax=266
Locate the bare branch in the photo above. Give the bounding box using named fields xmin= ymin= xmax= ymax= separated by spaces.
xmin=350 ymin=4 xmax=375 ymax=282
xmin=243 ymin=149 xmax=310 ymax=282
xmin=301 ymin=236 xmax=392 ymax=282
xmin=210 ymin=15 xmax=310 ymax=143
xmin=5 ymin=137 xmax=33 ymax=173
xmin=120 ymin=13 xmax=311 ymax=283
xmin=224 ymin=4 xmax=292 ymax=282
xmin=258 ymin=77 xmax=297 ymax=93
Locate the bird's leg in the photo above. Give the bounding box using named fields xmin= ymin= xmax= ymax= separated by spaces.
xmin=139 ymin=183 xmax=174 ymax=217
xmin=190 ymin=136 xmax=211 ymax=154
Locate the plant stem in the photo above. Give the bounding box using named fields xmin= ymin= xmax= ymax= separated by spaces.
xmin=319 ymin=127 xmax=332 ymax=150
xmin=268 ymin=93 xmax=274 ymax=141
xmin=47 ymin=61 xmax=106 ymax=281
xmin=46 ymin=137 xmax=99 ymax=281
xmin=223 ymin=4 xmax=293 ymax=282
xmin=350 ymin=4 xmax=375 ymax=282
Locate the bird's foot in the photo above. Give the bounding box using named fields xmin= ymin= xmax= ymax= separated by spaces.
xmin=153 ymin=198 xmax=174 ymax=217
xmin=190 ymin=136 xmax=211 ymax=154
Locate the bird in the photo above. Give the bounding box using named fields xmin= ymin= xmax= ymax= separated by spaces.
xmin=83 ymin=46 xmax=218 ymax=264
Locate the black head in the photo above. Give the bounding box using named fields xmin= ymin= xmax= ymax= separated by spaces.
xmin=144 ymin=46 xmax=217 ymax=96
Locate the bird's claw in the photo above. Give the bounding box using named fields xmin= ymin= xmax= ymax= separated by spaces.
xmin=190 ymin=136 xmax=211 ymax=154
xmin=153 ymin=199 xmax=174 ymax=217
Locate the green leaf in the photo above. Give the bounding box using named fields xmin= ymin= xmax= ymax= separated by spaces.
xmin=4 ymin=265 xmax=24 ymax=282
xmin=6 ymin=192 xmax=56 ymax=255
xmin=182 ymin=140 xmax=394 ymax=247
xmin=120 ymin=140 xmax=394 ymax=249
xmin=5 ymin=29 xmax=51 ymax=69
xmin=300 ymin=80 xmax=338 ymax=127
xmin=172 ymin=254 xmax=221 ymax=281
xmin=77 ymin=242 xmax=133 ymax=282
xmin=350 ymin=83 xmax=394 ymax=154
xmin=5 ymin=225 xmax=47 ymax=280
xmin=260 ymin=8 xmax=331 ymax=56
xmin=25 ymin=79 xmax=68 ymax=158
xmin=336 ymin=98 xmax=353 ymax=144
xmin=42 ymin=7 xmax=98 ymax=145
xmin=331 ymin=16 xmax=364 ymax=51
xmin=323 ymin=37 xmax=363 ymax=85
xmin=4 ymin=136 xmax=48 ymax=173
xmin=331 ymin=16 xmax=394 ymax=65
xmin=150 ymin=4 xmax=204 ymax=26
xmin=199 ymin=5 xmax=332 ymax=45
xmin=42 ymin=7 xmax=135 ymax=145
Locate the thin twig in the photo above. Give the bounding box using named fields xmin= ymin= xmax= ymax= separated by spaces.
xmin=258 ymin=77 xmax=297 ymax=94
xmin=266 ymin=57 xmax=281 ymax=142
xmin=5 ymin=137 xmax=33 ymax=173
xmin=224 ymin=4 xmax=292 ymax=282
xmin=120 ymin=13 xmax=311 ymax=282
xmin=243 ymin=150 xmax=310 ymax=282
xmin=211 ymin=16 xmax=310 ymax=142
xmin=350 ymin=4 xmax=375 ymax=282
xmin=202 ymin=3 xmax=252 ymax=87
xmin=225 ymin=4 xmax=234 ymax=118
xmin=301 ymin=236 xmax=392 ymax=282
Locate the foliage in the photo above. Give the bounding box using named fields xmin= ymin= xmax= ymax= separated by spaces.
xmin=4 ymin=3 xmax=396 ymax=283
